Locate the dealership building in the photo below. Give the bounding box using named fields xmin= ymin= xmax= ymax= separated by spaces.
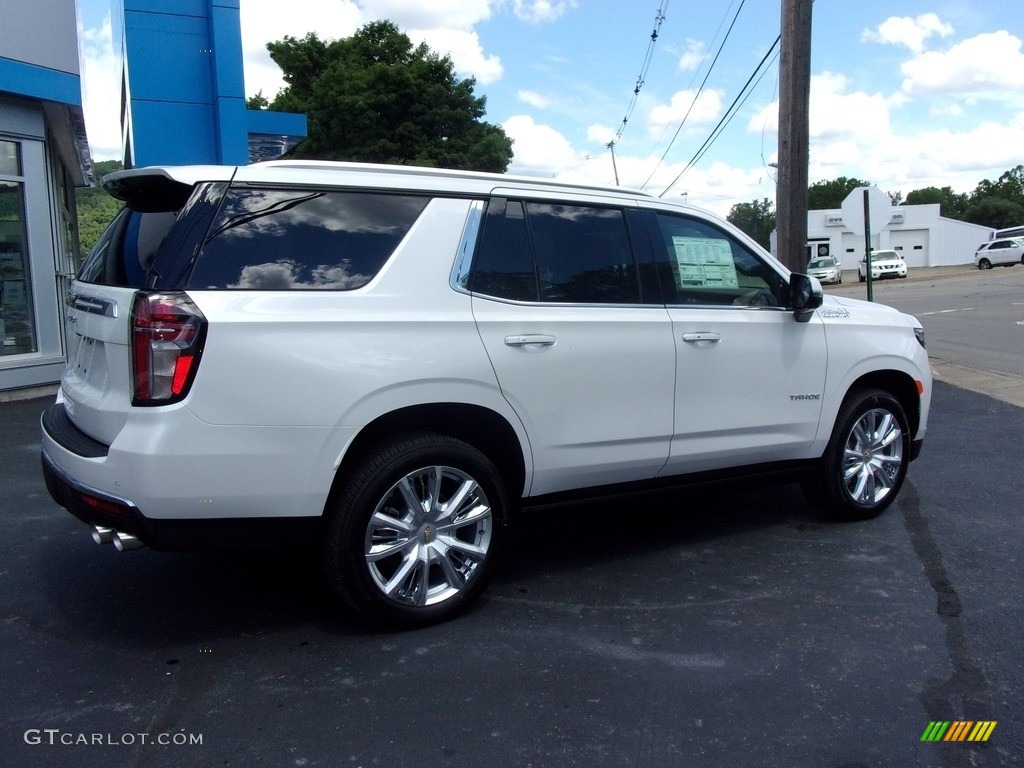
xmin=0 ymin=0 xmax=92 ymax=395
xmin=786 ymin=186 xmax=993 ymax=271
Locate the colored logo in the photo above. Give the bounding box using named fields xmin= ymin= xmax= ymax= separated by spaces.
xmin=921 ymin=721 xmax=997 ymax=742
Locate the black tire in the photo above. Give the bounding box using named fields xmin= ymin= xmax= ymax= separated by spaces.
xmin=802 ymin=388 xmax=911 ymax=521
xmin=978 ymin=258 xmax=991 ymax=270
xmin=323 ymin=432 xmax=508 ymax=627
xmin=858 ymin=272 xmax=865 ymax=282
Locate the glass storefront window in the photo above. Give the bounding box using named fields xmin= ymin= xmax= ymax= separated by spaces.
xmin=0 ymin=141 xmax=20 ymax=176
xmin=0 ymin=180 xmax=37 ymax=356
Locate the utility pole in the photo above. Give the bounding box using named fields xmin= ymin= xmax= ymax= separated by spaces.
xmin=776 ymin=0 xmax=812 ymax=273
xmin=607 ymin=141 xmax=620 ymax=186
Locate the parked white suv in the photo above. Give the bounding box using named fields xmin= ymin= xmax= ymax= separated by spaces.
xmin=42 ymin=161 xmax=931 ymax=626
xmin=974 ymin=237 xmax=1024 ymax=269
xmin=857 ymin=249 xmax=907 ymax=281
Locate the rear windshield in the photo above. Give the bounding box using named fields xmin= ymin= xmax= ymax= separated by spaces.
xmin=184 ymin=186 xmax=430 ymax=290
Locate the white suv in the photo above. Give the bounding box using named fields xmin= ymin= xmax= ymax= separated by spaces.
xmin=42 ymin=161 xmax=931 ymax=626
xmin=857 ymin=249 xmax=907 ymax=281
xmin=974 ymin=237 xmax=1024 ymax=269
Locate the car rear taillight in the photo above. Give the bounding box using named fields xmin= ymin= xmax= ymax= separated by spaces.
xmin=131 ymin=292 xmax=207 ymax=405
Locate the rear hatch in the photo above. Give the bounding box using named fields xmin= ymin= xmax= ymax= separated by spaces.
xmin=61 ymin=167 xmax=231 ymax=445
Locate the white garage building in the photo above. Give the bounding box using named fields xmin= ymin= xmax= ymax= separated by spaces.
xmin=772 ymin=186 xmax=993 ymax=270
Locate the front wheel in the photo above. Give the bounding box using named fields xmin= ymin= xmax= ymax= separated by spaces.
xmin=803 ymin=388 xmax=911 ymax=521
xmin=323 ymin=432 xmax=508 ymax=627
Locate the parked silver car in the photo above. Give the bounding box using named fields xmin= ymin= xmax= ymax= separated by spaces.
xmin=807 ymin=256 xmax=842 ymax=285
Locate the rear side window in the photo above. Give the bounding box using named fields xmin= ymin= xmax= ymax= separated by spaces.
xmin=77 ymin=207 xmax=178 ymax=288
xmin=471 ymin=198 xmax=644 ymax=304
xmin=185 ymin=187 xmax=429 ymax=290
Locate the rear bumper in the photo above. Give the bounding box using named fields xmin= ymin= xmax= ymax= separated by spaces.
xmin=42 ymin=449 xmax=320 ymax=550
xmin=40 ymin=403 xmax=323 ymax=550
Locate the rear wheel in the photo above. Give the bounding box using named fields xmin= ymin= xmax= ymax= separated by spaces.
xmin=978 ymin=258 xmax=992 ymax=270
xmin=323 ymin=432 xmax=508 ymax=627
xmin=803 ymin=388 xmax=910 ymax=521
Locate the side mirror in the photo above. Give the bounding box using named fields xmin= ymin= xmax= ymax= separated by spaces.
xmin=790 ymin=273 xmax=823 ymax=323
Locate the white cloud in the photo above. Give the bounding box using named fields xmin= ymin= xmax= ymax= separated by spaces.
xmin=510 ymin=0 xmax=578 ymax=24
xmin=240 ymin=1 xmax=505 ymax=95
xmin=748 ymin=72 xmax=890 ymax=143
xmin=518 ymin=90 xmax=550 ymax=108
xmin=677 ymin=39 xmax=705 ymax=72
xmin=240 ymin=0 xmax=362 ymax=99
xmin=861 ymin=13 xmax=954 ymax=54
xmin=647 ymin=89 xmax=723 ymax=139
xmin=900 ymin=31 xmax=1024 ymax=100
xmin=77 ymin=13 xmax=121 ymax=161
xmin=358 ymin=0 xmax=495 ymax=29
xmin=929 ymin=103 xmax=963 ymax=118
xmin=586 ymin=124 xmax=615 ymax=145
xmin=410 ymin=28 xmax=503 ymax=84
xmin=502 ymin=115 xmax=581 ymax=174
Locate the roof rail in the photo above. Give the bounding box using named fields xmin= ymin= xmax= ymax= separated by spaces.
xmin=251 ymin=159 xmax=653 ymax=198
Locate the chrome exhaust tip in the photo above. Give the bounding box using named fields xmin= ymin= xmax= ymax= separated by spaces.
xmin=92 ymin=526 xmax=115 ymax=545
xmin=112 ymin=532 xmax=145 ymax=551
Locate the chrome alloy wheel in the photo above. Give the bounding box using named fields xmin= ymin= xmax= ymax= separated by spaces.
xmin=364 ymin=465 xmax=493 ymax=607
xmin=841 ymin=408 xmax=904 ymax=506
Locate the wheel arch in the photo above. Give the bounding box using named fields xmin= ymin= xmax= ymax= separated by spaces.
xmin=846 ymin=370 xmax=921 ymax=438
xmin=329 ymin=403 xmax=528 ymax=509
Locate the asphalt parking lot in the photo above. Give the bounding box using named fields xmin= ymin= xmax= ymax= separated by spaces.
xmin=1 ymin=382 xmax=1021 ymax=767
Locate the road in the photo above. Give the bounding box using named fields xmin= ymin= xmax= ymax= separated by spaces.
xmin=830 ymin=266 xmax=1024 ymax=407
xmin=2 ymin=391 xmax=1022 ymax=765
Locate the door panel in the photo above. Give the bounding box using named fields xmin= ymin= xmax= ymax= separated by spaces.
xmin=661 ymin=306 xmax=826 ymax=475
xmin=473 ymin=298 xmax=675 ymax=495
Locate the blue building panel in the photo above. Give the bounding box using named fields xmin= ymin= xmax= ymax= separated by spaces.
xmin=120 ymin=0 xmax=305 ymax=168
xmin=129 ymin=101 xmax=219 ymax=165
xmin=123 ymin=12 xmax=213 ymax=104
xmin=209 ymin=4 xmax=245 ymax=97
xmin=123 ymin=0 xmax=209 ymax=17
xmin=0 ymin=57 xmax=82 ymax=107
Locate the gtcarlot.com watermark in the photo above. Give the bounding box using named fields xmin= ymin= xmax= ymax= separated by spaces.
xmin=24 ymin=729 xmax=202 ymax=747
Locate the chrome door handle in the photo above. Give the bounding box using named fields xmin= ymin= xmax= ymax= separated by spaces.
xmin=682 ymin=332 xmax=721 ymax=343
xmin=505 ymin=334 xmax=556 ymax=347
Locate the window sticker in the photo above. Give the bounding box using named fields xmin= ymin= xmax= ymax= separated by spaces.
xmin=671 ymin=237 xmax=738 ymax=288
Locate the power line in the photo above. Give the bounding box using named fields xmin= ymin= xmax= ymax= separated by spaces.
xmin=554 ymin=2 xmax=669 ymax=181
xmin=611 ymin=0 xmax=670 ymax=145
xmin=641 ymin=0 xmax=748 ymax=189
xmin=658 ymin=34 xmax=781 ymax=197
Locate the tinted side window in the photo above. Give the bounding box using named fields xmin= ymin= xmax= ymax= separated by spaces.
xmin=647 ymin=211 xmax=785 ymax=307
xmin=526 ymin=202 xmax=640 ymax=304
xmin=77 ymin=207 xmax=178 ymax=288
xmin=470 ymin=200 xmax=538 ymax=301
xmin=186 ymin=187 xmax=429 ymax=290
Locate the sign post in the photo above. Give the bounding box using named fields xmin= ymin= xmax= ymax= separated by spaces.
xmin=863 ymin=189 xmax=873 ymax=302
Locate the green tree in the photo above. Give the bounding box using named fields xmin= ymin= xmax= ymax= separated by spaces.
xmin=262 ymin=22 xmax=513 ymax=172
xmin=246 ymin=91 xmax=269 ymax=110
xmin=807 ymin=176 xmax=871 ymax=210
xmin=904 ymin=186 xmax=969 ymax=219
xmin=76 ymin=160 xmax=123 ymax=256
xmin=963 ymin=196 xmax=1024 ymax=229
xmin=727 ymin=198 xmax=775 ymax=250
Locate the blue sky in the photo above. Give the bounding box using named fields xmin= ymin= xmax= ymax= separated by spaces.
xmin=76 ymin=0 xmax=1024 ymax=215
